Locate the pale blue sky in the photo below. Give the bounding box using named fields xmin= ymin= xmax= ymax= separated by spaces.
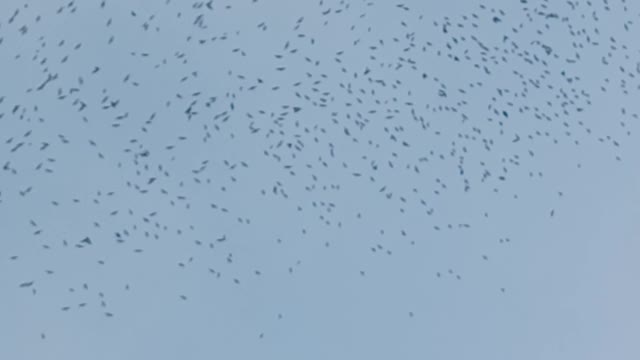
xmin=1 ymin=0 xmax=639 ymax=359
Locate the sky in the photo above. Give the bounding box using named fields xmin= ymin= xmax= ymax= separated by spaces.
xmin=1 ymin=0 xmax=640 ymax=359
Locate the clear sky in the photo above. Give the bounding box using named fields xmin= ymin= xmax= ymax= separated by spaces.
xmin=1 ymin=0 xmax=639 ymax=359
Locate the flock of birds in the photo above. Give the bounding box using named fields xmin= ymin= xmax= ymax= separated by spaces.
xmin=1 ymin=0 xmax=637 ymax=355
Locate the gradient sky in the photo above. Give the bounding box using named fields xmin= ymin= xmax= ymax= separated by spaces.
xmin=1 ymin=0 xmax=639 ymax=359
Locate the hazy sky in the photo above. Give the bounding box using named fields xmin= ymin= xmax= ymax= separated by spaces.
xmin=1 ymin=0 xmax=639 ymax=359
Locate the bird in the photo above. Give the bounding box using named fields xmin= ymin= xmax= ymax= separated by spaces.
xmin=19 ymin=281 xmax=34 ymax=288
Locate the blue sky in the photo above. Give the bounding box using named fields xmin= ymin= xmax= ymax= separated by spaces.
xmin=1 ymin=0 xmax=639 ymax=359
